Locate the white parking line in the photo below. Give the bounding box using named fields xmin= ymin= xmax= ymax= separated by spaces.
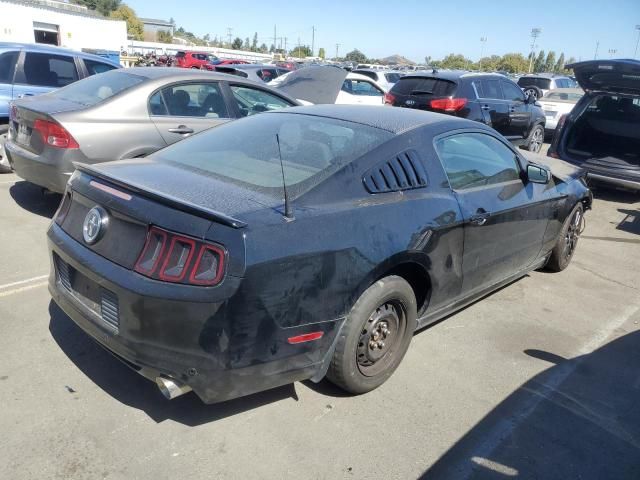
xmin=0 ymin=281 xmax=48 ymax=298
xmin=0 ymin=274 xmax=48 ymax=291
xmin=0 ymin=180 xmax=17 ymax=185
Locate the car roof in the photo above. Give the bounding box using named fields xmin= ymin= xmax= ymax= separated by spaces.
xmin=112 ymin=66 xmax=236 ymax=81
xmin=520 ymin=73 xmax=569 ymax=79
xmin=267 ymin=104 xmax=481 ymax=134
xmin=0 ymin=42 xmax=120 ymax=66
xmin=401 ymin=70 xmax=506 ymax=82
xmin=216 ymin=64 xmax=275 ymax=71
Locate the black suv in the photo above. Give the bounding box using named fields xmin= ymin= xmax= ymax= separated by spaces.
xmin=548 ymin=59 xmax=640 ymax=192
xmin=385 ymin=71 xmax=546 ymax=152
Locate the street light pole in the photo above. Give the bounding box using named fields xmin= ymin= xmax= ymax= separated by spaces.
xmin=479 ymin=37 xmax=487 ymax=71
xmin=635 ymin=25 xmax=640 ymax=59
xmin=528 ymin=28 xmax=541 ymax=73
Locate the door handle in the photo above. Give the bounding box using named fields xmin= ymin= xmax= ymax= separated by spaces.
xmin=168 ymin=125 xmax=194 ymax=134
xmin=470 ymin=210 xmax=490 ymax=226
xmin=509 ymin=107 xmax=516 ymax=112
xmin=17 ymin=93 xmax=34 ymax=98
xmin=481 ymin=105 xmax=490 ymax=110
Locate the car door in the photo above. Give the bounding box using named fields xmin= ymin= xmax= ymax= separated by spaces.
xmin=0 ymin=50 xmax=19 ymax=116
xmin=13 ymin=51 xmax=80 ymax=99
xmin=227 ymin=84 xmax=295 ymax=117
xmin=149 ymin=81 xmax=232 ymax=145
xmin=501 ymin=79 xmax=531 ymax=139
xmin=337 ymin=79 xmax=384 ymax=105
xmin=474 ymin=79 xmax=510 ymax=137
xmin=434 ymin=131 xmax=551 ymax=296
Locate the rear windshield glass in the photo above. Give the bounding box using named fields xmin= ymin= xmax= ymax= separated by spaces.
xmin=517 ymin=77 xmax=552 ymax=90
xmin=46 ymin=70 xmax=144 ymax=106
xmin=392 ymin=77 xmax=456 ymax=96
xmin=152 ymin=112 xmax=393 ymax=197
xmin=385 ymin=73 xmax=402 ymax=83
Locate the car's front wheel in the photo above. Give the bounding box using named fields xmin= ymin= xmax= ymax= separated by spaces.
xmin=327 ymin=275 xmax=417 ymax=394
xmin=546 ymin=203 xmax=584 ymax=272
xmin=0 ymin=124 xmax=11 ymax=173
xmin=525 ymin=124 xmax=544 ymax=153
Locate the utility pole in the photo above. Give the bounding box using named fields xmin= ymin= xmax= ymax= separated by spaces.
xmin=608 ymin=48 xmax=617 ymax=59
xmin=635 ymin=25 xmax=640 ymax=59
xmin=297 ymin=37 xmax=301 ymax=59
xmin=311 ymin=26 xmax=315 ymax=57
xmin=284 ymin=37 xmax=288 ymax=53
xmin=335 ymin=43 xmax=340 ymax=60
xmin=594 ymin=40 xmax=600 ymax=59
xmin=528 ymin=27 xmax=541 ymax=73
xmin=479 ymin=37 xmax=487 ymax=71
xmin=273 ymin=25 xmax=277 ymax=51
xmin=226 ymin=27 xmax=232 ymax=47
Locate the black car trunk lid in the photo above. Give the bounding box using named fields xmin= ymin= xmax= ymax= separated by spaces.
xmin=390 ymin=76 xmax=457 ymax=110
xmin=569 ymin=59 xmax=640 ymax=94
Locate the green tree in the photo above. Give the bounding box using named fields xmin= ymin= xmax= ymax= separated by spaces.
xmin=497 ymin=53 xmax=529 ymax=73
xmin=291 ymin=45 xmax=312 ymax=58
xmin=110 ymin=5 xmax=143 ymax=40
xmin=72 ymin=0 xmax=121 ymax=16
xmin=533 ymin=50 xmax=546 ymax=72
xmin=424 ymin=55 xmax=432 ymax=65
xmin=252 ymin=32 xmax=258 ymax=52
xmin=231 ymin=37 xmax=243 ymax=50
xmin=478 ymin=54 xmax=501 ymax=71
xmin=544 ymin=51 xmax=556 ymax=73
xmin=318 ymin=47 xmax=325 ymax=59
xmin=259 ymin=43 xmax=268 ymax=53
xmin=345 ymin=49 xmax=367 ymax=64
xmin=564 ymin=57 xmax=577 ymax=74
xmin=243 ymin=37 xmax=251 ymax=51
xmin=439 ymin=53 xmax=472 ymax=70
xmin=554 ymin=53 xmax=565 ymax=73
xmin=157 ymin=30 xmax=173 ymax=43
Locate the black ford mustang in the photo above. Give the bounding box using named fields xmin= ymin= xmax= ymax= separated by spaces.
xmin=48 ymin=105 xmax=592 ymax=404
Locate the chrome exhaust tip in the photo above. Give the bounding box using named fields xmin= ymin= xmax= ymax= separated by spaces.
xmin=155 ymin=376 xmax=192 ymax=400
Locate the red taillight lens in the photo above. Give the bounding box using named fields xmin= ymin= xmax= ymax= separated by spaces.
xmin=134 ymin=226 xmax=226 ymax=286
xmin=33 ymin=119 xmax=79 ymax=149
xmin=430 ymin=97 xmax=467 ymax=112
xmin=384 ymin=92 xmax=396 ymax=105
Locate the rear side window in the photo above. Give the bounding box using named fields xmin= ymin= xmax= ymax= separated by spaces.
xmin=23 ymin=52 xmax=78 ymax=87
xmin=475 ymin=79 xmax=504 ymax=99
xmin=385 ymin=73 xmax=401 ymax=83
xmin=83 ymin=59 xmax=118 ymax=76
xmin=517 ymin=77 xmax=552 ymax=90
xmin=152 ymin=113 xmax=393 ymax=196
xmin=47 ymin=70 xmax=144 ymax=106
xmin=342 ymin=79 xmax=383 ymax=96
xmin=230 ymin=85 xmax=292 ymax=116
xmin=0 ymin=51 xmax=18 ymax=83
xmin=435 ymin=133 xmax=521 ymax=190
xmin=392 ymin=77 xmax=456 ymax=96
xmin=501 ymin=80 xmax=525 ymax=101
xmin=152 ymin=82 xmax=228 ymax=118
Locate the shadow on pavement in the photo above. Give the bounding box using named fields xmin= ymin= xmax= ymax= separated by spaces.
xmin=9 ymin=181 xmax=61 ymax=218
xmin=420 ymin=330 xmax=640 ymax=479
xmin=590 ymin=184 xmax=639 ymax=205
xmin=617 ymin=208 xmax=640 ymax=236
xmin=48 ymin=301 xmax=297 ymax=426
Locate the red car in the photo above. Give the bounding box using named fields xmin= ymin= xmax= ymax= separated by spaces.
xmin=175 ymin=51 xmax=219 ymax=70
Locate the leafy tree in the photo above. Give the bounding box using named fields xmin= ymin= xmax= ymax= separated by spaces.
xmin=157 ymin=30 xmax=173 ymax=43
xmin=110 ymin=5 xmax=143 ymax=40
xmin=72 ymin=0 xmax=121 ymax=16
xmin=533 ymin=50 xmax=546 ymax=72
xmin=345 ymin=49 xmax=367 ymax=64
xmin=564 ymin=57 xmax=576 ymax=74
xmin=478 ymin=55 xmax=501 ymax=71
xmin=243 ymin=37 xmax=251 ymax=51
xmin=231 ymin=37 xmax=243 ymax=50
xmin=203 ymin=33 xmax=210 ymax=42
xmin=318 ymin=47 xmax=325 ymax=59
xmin=554 ymin=53 xmax=565 ymax=73
xmin=497 ymin=53 xmax=529 ymax=73
xmin=544 ymin=51 xmax=556 ymax=73
xmin=424 ymin=56 xmax=432 ymax=65
xmin=259 ymin=43 xmax=268 ymax=53
xmin=269 ymin=44 xmax=275 ymax=53
xmin=291 ymin=45 xmax=312 ymax=58
xmin=252 ymin=33 xmax=258 ymax=52
xmin=439 ymin=53 xmax=472 ymax=70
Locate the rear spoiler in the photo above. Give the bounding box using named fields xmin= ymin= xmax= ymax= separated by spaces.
xmin=74 ymin=163 xmax=247 ymax=229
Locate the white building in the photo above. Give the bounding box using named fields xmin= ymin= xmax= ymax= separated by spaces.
xmin=0 ymin=0 xmax=127 ymax=52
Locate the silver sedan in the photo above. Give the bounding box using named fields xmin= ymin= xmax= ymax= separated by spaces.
xmin=5 ymin=67 xmax=298 ymax=193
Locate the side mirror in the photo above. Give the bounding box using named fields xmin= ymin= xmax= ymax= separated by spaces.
xmin=527 ymin=164 xmax=550 ymax=184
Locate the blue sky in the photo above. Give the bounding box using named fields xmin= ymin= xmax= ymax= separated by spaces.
xmin=126 ymin=0 xmax=640 ymax=62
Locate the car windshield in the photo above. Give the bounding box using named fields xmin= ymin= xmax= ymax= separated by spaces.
xmin=152 ymin=112 xmax=392 ymax=197
xmin=543 ymin=90 xmax=583 ymax=102
xmin=517 ymin=77 xmax=552 ymax=90
xmin=392 ymin=77 xmax=456 ymax=96
xmin=45 ymin=71 xmax=145 ymax=106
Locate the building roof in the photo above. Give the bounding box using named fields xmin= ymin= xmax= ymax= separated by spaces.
xmin=2 ymin=0 xmax=112 ymax=19
xmin=139 ymin=17 xmax=174 ymax=27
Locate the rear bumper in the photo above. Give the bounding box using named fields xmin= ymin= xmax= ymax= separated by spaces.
xmin=555 ymin=155 xmax=640 ymax=191
xmin=48 ymin=223 xmax=342 ymax=403
xmin=5 ymin=140 xmax=77 ymax=193
xmin=587 ymin=173 xmax=640 ymax=191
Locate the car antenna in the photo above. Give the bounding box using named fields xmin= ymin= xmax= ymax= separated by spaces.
xmin=275 ymin=134 xmax=294 ymax=221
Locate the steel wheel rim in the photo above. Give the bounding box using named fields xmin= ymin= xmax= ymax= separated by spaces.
xmin=356 ymin=301 xmax=407 ymax=377
xmin=526 ymin=89 xmax=538 ymax=100
xmin=564 ymin=209 xmax=582 ymax=260
xmin=530 ymin=128 xmax=543 ymax=152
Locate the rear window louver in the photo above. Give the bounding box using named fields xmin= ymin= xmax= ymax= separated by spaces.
xmin=363 ymin=150 xmax=428 ymax=193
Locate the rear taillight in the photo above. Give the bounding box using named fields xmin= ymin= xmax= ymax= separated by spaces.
xmin=430 ymin=98 xmax=468 ymax=112
xmin=134 ymin=226 xmax=226 ymax=286
xmin=384 ymin=92 xmax=396 ymax=105
xmin=33 ymin=119 xmax=79 ymax=149
xmin=9 ymin=104 xmax=17 ymax=121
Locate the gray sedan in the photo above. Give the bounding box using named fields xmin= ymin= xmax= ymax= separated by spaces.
xmin=5 ymin=67 xmax=298 ymax=193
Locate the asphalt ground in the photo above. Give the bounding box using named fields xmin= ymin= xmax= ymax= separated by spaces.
xmin=1 ymin=167 xmax=639 ymax=480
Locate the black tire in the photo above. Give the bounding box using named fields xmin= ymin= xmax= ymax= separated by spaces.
xmin=0 ymin=124 xmax=11 ymax=173
xmin=524 ymin=86 xmax=542 ymax=100
xmin=327 ymin=275 xmax=417 ymax=394
xmin=525 ymin=124 xmax=544 ymax=153
xmin=546 ymin=203 xmax=584 ymax=272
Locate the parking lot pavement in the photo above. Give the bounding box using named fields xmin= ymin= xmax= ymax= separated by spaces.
xmin=0 ymin=173 xmax=638 ymax=480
